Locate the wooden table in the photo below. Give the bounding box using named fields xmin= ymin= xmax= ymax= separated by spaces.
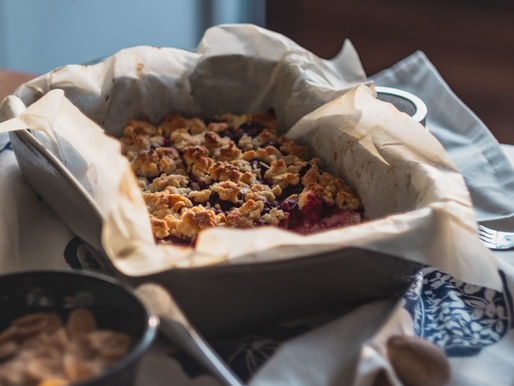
xmin=0 ymin=69 xmax=37 ymax=101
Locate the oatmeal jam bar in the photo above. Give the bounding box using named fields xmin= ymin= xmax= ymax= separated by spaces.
xmin=120 ymin=109 xmax=363 ymax=245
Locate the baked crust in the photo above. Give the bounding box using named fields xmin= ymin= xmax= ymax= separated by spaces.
xmin=119 ymin=109 xmax=363 ymax=244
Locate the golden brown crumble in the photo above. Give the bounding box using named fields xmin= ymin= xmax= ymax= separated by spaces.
xmin=178 ymin=206 xmax=217 ymax=238
xmin=188 ymin=189 xmax=211 ymax=203
xmin=119 ymin=109 xmax=363 ymax=244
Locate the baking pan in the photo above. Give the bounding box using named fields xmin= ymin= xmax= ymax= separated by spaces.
xmin=10 ymin=128 xmax=420 ymax=338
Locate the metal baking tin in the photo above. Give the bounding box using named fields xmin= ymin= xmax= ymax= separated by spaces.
xmin=9 ymin=106 xmax=421 ymax=338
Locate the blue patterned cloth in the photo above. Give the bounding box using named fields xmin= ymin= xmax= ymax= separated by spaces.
xmin=404 ymin=268 xmax=512 ymax=357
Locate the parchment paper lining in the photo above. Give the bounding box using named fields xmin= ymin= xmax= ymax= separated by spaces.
xmin=0 ymin=24 xmax=500 ymax=290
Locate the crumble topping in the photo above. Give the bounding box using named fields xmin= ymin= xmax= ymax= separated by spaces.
xmin=119 ymin=109 xmax=363 ymax=245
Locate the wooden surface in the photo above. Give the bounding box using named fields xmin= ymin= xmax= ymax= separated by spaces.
xmin=267 ymin=0 xmax=514 ymax=145
xmin=0 ymin=69 xmax=36 ymax=101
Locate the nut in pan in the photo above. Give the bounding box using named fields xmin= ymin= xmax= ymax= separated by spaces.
xmin=66 ymin=308 xmax=97 ymax=338
xmin=12 ymin=312 xmax=63 ymax=336
xmin=63 ymin=353 xmax=105 ymax=383
xmin=86 ymin=330 xmax=133 ymax=362
xmin=0 ymin=326 xmax=19 ymax=344
xmin=0 ymin=341 xmax=19 ymax=361
xmin=24 ymin=346 xmax=63 ymax=382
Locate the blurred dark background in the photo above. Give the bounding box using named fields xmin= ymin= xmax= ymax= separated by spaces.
xmin=266 ymin=0 xmax=514 ymax=144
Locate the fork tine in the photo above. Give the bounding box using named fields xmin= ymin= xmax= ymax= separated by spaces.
xmin=478 ymin=224 xmax=495 ymax=236
xmin=478 ymin=229 xmax=494 ymax=240
xmin=477 ymin=224 xmax=514 ymax=250
xmin=477 ymin=224 xmax=497 ymax=248
xmin=478 ymin=231 xmax=493 ymax=242
xmin=478 ymin=234 xmax=494 ymax=244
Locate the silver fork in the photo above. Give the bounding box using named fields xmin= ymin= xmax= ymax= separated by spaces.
xmin=478 ymin=224 xmax=514 ymax=250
